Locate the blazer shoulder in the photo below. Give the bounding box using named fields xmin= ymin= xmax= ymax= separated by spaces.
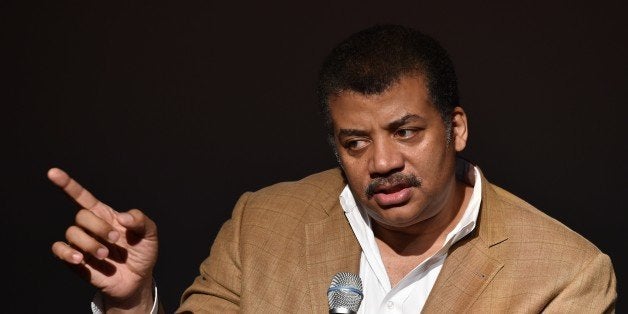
xmin=471 ymin=181 xmax=617 ymax=312
xmin=488 ymin=182 xmax=603 ymax=256
xmin=242 ymin=168 xmax=345 ymax=219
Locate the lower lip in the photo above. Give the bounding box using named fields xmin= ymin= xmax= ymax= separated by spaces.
xmin=373 ymin=187 xmax=413 ymax=206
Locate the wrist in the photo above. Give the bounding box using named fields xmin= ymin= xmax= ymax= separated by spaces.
xmin=104 ymin=278 xmax=155 ymax=314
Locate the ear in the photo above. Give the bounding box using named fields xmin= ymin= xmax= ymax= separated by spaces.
xmin=451 ymin=106 xmax=468 ymax=152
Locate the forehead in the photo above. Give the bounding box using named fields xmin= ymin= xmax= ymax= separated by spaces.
xmin=328 ymin=75 xmax=437 ymax=126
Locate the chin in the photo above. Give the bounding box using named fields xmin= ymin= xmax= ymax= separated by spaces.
xmin=368 ymin=205 xmax=424 ymax=228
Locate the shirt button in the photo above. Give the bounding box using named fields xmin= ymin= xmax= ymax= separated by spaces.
xmin=386 ymin=301 xmax=394 ymax=309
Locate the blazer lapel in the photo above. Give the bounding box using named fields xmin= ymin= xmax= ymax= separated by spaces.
xmin=423 ymin=171 xmax=509 ymax=312
xmin=421 ymin=234 xmax=504 ymax=312
xmin=305 ymin=201 xmax=361 ymax=313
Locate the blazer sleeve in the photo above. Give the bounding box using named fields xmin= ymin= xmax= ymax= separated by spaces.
xmin=175 ymin=192 xmax=250 ymax=313
xmin=544 ymin=252 xmax=617 ymax=313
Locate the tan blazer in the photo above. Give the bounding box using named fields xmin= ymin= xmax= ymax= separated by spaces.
xmin=176 ymin=168 xmax=616 ymax=313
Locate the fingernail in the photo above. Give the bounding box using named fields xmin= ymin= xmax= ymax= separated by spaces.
xmin=71 ymin=253 xmax=83 ymax=264
xmin=108 ymin=231 xmax=119 ymax=243
xmin=96 ymin=247 xmax=108 ymax=259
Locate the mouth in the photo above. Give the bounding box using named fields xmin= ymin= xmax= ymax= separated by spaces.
xmin=374 ymin=182 xmax=408 ymax=194
xmin=365 ymin=172 xmax=421 ymax=207
xmin=371 ymin=184 xmax=413 ymax=207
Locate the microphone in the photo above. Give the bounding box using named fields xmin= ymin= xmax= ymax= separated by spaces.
xmin=327 ymin=272 xmax=364 ymax=314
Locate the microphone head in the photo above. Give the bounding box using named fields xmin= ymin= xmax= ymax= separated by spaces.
xmin=327 ymin=272 xmax=363 ymax=313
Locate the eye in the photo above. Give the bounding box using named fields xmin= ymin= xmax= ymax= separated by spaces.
xmin=344 ymin=139 xmax=369 ymax=151
xmin=394 ymin=129 xmax=417 ymax=139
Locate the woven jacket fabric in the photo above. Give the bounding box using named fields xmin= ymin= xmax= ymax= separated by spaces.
xmin=176 ymin=168 xmax=616 ymax=313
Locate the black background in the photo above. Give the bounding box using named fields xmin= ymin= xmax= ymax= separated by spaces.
xmin=3 ymin=1 xmax=626 ymax=313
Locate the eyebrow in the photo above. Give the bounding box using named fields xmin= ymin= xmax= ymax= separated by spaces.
xmin=337 ymin=114 xmax=426 ymax=138
xmin=337 ymin=128 xmax=369 ymax=138
xmin=387 ymin=114 xmax=425 ymax=131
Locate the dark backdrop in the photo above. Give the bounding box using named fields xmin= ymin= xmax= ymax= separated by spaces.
xmin=3 ymin=1 xmax=626 ymax=313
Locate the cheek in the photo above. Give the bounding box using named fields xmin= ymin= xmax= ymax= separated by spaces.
xmin=404 ymin=139 xmax=450 ymax=177
xmin=339 ymin=158 xmax=370 ymax=190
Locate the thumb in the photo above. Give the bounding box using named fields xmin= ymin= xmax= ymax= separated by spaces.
xmin=116 ymin=209 xmax=158 ymax=240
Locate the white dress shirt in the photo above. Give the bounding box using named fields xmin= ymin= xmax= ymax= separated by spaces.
xmin=340 ymin=165 xmax=482 ymax=314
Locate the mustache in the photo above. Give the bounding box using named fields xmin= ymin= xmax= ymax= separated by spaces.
xmin=365 ymin=172 xmax=422 ymax=199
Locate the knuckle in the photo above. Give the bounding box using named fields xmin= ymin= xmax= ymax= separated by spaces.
xmin=65 ymin=226 xmax=79 ymax=240
xmin=51 ymin=242 xmax=64 ymax=255
xmin=74 ymin=208 xmax=91 ymax=223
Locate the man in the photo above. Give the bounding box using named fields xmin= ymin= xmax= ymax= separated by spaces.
xmin=50 ymin=24 xmax=616 ymax=313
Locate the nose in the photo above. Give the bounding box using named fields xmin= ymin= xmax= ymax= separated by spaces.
xmin=368 ymin=138 xmax=404 ymax=177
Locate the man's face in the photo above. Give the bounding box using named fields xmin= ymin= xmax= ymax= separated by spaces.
xmin=329 ymin=75 xmax=468 ymax=230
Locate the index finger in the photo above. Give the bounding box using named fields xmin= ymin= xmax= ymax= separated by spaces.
xmin=47 ymin=167 xmax=108 ymax=211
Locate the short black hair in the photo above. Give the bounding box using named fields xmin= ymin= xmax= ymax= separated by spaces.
xmin=316 ymin=24 xmax=460 ymax=138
